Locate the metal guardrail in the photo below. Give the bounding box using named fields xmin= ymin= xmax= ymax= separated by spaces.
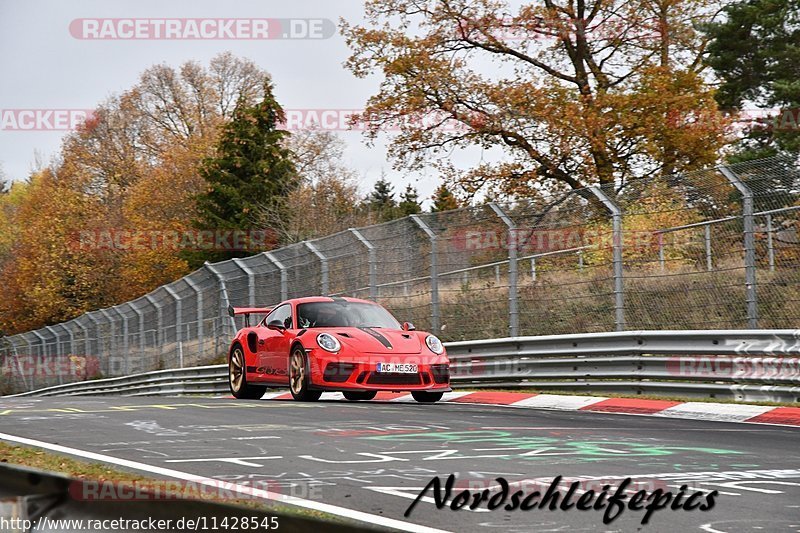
xmin=7 ymin=330 xmax=800 ymax=403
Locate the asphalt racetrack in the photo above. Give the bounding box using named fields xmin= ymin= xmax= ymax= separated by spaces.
xmin=0 ymin=396 xmax=798 ymax=533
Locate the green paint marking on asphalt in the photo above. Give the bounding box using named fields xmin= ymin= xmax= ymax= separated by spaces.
xmin=365 ymin=430 xmax=744 ymax=458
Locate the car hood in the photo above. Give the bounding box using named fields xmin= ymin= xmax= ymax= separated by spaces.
xmin=318 ymin=327 xmax=424 ymax=354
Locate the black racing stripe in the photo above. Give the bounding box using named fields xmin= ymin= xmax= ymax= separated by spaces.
xmin=359 ymin=327 xmax=393 ymax=349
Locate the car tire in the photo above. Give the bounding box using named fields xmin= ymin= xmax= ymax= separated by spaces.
xmin=229 ymin=345 xmax=267 ymax=400
xmin=289 ymin=346 xmax=322 ymax=401
xmin=411 ymin=391 xmax=444 ymax=403
xmin=343 ymin=391 xmax=378 ymax=401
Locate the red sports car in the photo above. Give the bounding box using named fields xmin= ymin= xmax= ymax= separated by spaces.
xmin=226 ymin=296 xmax=450 ymax=402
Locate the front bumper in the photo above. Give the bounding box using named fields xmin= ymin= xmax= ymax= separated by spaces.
xmin=308 ymin=349 xmax=451 ymax=392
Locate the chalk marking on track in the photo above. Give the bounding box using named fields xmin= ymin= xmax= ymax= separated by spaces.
xmin=0 ymin=431 xmax=451 ymax=533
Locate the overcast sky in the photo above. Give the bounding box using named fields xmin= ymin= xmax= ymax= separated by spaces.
xmin=0 ymin=0 xmax=472 ymax=204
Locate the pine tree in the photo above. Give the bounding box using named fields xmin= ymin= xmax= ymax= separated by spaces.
xmin=704 ymin=0 xmax=800 ymax=160
xmin=192 ymin=81 xmax=296 ymax=264
xmin=366 ymin=176 xmax=398 ymax=222
xmin=430 ymin=184 xmax=459 ymax=212
xmin=398 ymin=184 xmax=422 ymax=216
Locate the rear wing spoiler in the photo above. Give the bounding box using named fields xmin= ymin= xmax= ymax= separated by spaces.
xmin=227 ymin=305 xmax=272 ymax=327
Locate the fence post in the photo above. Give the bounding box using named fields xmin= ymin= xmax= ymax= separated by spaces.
xmin=163 ymin=286 xmax=183 ymax=368
xmin=204 ymin=262 xmax=237 ymax=356
xmin=144 ymin=295 xmax=164 ymax=369
xmin=86 ymin=312 xmax=104 ymax=376
xmin=129 ymin=303 xmax=145 ymax=373
xmin=61 ymin=324 xmax=75 ymax=382
xmin=589 ymin=187 xmax=625 ymax=331
xmin=31 ymin=330 xmax=47 ymax=388
xmin=98 ymin=309 xmax=117 ymax=374
xmin=264 ymin=253 xmax=288 ymax=301
xmin=184 ymin=276 xmax=205 ymax=363
xmin=61 ymin=323 xmax=75 ymax=358
xmin=766 ymin=213 xmax=775 ymax=272
xmin=410 ymin=215 xmax=440 ymax=333
xmin=232 ymin=258 xmax=256 ymax=307
xmin=44 ymin=326 xmax=63 ymax=384
xmin=6 ymin=337 xmax=29 ymax=391
xmin=704 ymin=225 xmax=713 ymax=271
xmin=114 ymin=306 xmax=130 ymax=375
xmin=489 ymin=202 xmax=519 ymax=337
xmin=658 ymin=232 xmax=665 ymax=271
xmin=350 ymin=228 xmax=377 ymax=300
xmin=304 ymin=241 xmax=329 ymax=296
xmin=719 ymin=165 xmax=758 ymax=328
xmin=73 ymin=320 xmax=88 ymax=359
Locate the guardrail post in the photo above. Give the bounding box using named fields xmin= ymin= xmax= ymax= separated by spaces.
xmin=232 ymin=258 xmax=256 ymax=307
xmin=184 ymin=277 xmax=205 ymax=362
xmin=590 ymin=187 xmax=625 ymax=331
xmin=304 ymin=241 xmax=329 ymax=296
xmin=489 ymin=202 xmax=519 ymax=337
xmin=144 ymin=295 xmax=163 ymax=368
xmin=264 ymin=253 xmax=288 ymax=301
xmin=410 ymin=215 xmax=440 ymax=333
xmin=163 ymin=286 xmax=183 ymax=368
xmin=350 ymin=228 xmax=377 ymax=300
xmin=719 ymin=165 xmax=758 ymax=328
xmin=766 ymin=213 xmax=775 ymax=272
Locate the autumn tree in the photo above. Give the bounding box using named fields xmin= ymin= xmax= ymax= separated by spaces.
xmin=193 ymin=81 xmax=296 ymax=265
xmin=430 ymin=183 xmax=460 ymax=212
xmin=0 ymin=54 xmax=272 ymax=332
xmin=704 ymin=0 xmax=800 ymax=161
xmin=0 ymin=169 xmax=117 ymax=333
xmin=260 ymin=130 xmax=370 ymax=242
xmin=343 ymin=0 xmax=729 ymax=199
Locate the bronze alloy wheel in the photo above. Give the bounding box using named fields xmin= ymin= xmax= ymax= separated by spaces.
xmin=289 ymin=347 xmax=322 ymax=401
xmin=229 ymin=345 xmax=266 ymax=400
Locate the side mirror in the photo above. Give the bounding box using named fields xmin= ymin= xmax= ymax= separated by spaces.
xmin=267 ymin=320 xmax=286 ymax=332
xmin=402 ymin=322 xmax=416 ymax=331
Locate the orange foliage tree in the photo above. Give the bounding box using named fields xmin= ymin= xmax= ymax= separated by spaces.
xmin=343 ymin=0 xmax=730 ymax=199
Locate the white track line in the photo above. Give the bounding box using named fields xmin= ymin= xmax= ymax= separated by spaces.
xmin=0 ymin=432 xmax=451 ymax=533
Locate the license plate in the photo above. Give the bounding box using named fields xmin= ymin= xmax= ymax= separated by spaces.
xmin=376 ymin=363 xmax=418 ymax=374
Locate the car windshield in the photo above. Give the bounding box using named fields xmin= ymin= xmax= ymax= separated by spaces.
xmin=296 ymin=302 xmax=401 ymax=329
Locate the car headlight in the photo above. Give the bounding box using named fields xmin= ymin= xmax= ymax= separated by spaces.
xmin=317 ymin=333 xmax=341 ymax=353
xmin=425 ymin=335 xmax=444 ymax=355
